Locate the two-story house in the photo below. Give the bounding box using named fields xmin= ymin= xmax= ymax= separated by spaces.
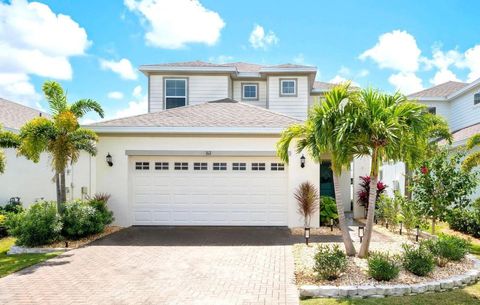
xmin=381 ymin=79 xmax=480 ymax=199
xmin=87 ymin=61 xmax=360 ymax=228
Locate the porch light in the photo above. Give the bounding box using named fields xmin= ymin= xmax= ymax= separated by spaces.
xmin=330 ymin=218 xmax=334 ymax=232
xmin=399 ymin=221 xmax=403 ymax=235
xmin=300 ymin=155 xmax=306 ymax=168
xmin=358 ymin=226 xmax=364 ymax=243
xmin=106 ymin=153 xmax=113 ymax=167
xmin=304 ymin=227 xmax=310 ymax=246
xmin=415 ymin=225 xmax=420 ymax=242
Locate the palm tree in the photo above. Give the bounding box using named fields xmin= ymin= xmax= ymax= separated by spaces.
xmin=462 ymin=134 xmax=480 ymax=172
xmin=16 ymin=81 xmax=104 ymax=211
xmin=0 ymin=126 xmax=20 ymax=173
xmin=353 ymin=89 xmax=432 ymax=258
xmin=277 ymin=83 xmax=357 ymax=256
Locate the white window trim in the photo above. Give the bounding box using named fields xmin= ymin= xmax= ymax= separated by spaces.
xmin=164 ymin=78 xmax=188 ymax=109
xmin=279 ymin=78 xmax=297 ymax=97
xmin=241 ymin=83 xmax=259 ymax=101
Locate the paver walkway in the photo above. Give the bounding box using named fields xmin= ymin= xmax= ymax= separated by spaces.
xmin=0 ymin=227 xmax=311 ymax=305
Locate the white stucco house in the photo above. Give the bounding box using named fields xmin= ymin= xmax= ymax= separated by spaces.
xmin=0 ymin=98 xmax=91 ymax=205
xmin=1 ymin=61 xmax=373 ymax=227
xmin=381 ymin=79 xmax=480 ymax=199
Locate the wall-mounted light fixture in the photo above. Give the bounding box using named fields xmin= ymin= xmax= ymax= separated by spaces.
xmin=300 ymin=155 xmax=306 ymax=168
xmin=106 ymin=153 xmax=113 ymax=167
xmin=304 ymin=227 xmax=310 ymax=245
xmin=358 ymin=226 xmax=365 ymax=243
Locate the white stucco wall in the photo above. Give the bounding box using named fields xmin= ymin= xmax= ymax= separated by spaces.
xmin=381 ymin=162 xmax=406 ymax=197
xmin=0 ymin=149 xmax=92 ymax=207
xmin=352 ymin=156 xmax=371 ymax=219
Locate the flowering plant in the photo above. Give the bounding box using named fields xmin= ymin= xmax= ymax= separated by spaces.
xmin=357 ymin=175 xmax=387 ymax=210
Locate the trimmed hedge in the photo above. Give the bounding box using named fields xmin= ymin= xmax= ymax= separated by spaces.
xmin=448 ymin=209 xmax=480 ymax=238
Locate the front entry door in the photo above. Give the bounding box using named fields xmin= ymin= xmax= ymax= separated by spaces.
xmin=320 ymin=161 xmax=335 ymax=198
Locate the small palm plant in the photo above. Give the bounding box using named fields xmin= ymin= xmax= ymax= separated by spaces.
xmin=462 ymin=134 xmax=480 ymax=171
xmin=16 ymin=81 xmax=104 ymax=211
xmin=294 ymin=182 xmax=319 ymax=227
xmin=0 ymin=125 xmax=20 ymax=173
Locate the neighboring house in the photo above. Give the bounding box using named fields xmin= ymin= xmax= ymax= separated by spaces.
xmin=86 ymin=61 xmax=362 ymax=227
xmin=381 ymin=79 xmax=480 ymax=199
xmin=0 ymin=98 xmax=91 ymax=205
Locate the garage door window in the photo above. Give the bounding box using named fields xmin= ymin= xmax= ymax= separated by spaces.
xmin=155 ymin=162 xmax=169 ymax=170
xmin=232 ymin=162 xmax=246 ymax=171
xmin=213 ymin=162 xmax=227 ymax=170
xmin=252 ymin=163 xmax=266 ymax=171
xmin=135 ymin=162 xmax=150 ymax=170
xmin=271 ymin=163 xmax=285 ymax=171
xmin=174 ymin=162 xmax=188 ymax=170
xmin=194 ymin=162 xmax=208 ymax=170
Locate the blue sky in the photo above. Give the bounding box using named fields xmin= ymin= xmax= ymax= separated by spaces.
xmin=1 ymin=0 xmax=480 ymax=122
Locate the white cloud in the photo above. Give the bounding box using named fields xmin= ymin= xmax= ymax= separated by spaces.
xmin=0 ymin=0 xmax=89 ymax=106
xmin=100 ymin=58 xmax=137 ymax=80
xmin=424 ymin=47 xmax=462 ymax=85
xmin=107 ymin=91 xmax=124 ymax=100
xmin=0 ymin=73 xmax=41 ymax=106
xmin=430 ymin=69 xmax=460 ymax=85
xmin=461 ymin=45 xmax=480 ymax=82
xmin=124 ymin=0 xmax=225 ymax=49
xmin=249 ymin=24 xmax=279 ymax=50
xmin=208 ymin=55 xmax=233 ymax=64
xmin=329 ymin=75 xmax=359 ymax=87
xmin=388 ymin=72 xmax=424 ymax=94
xmin=360 ymin=30 xmax=421 ymax=73
xmin=112 ymin=86 xmax=147 ymax=119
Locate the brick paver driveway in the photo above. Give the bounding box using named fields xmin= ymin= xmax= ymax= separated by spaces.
xmin=0 ymin=227 xmax=320 ymax=305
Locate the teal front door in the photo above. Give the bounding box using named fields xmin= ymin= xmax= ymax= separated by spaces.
xmin=320 ymin=161 xmax=335 ymax=198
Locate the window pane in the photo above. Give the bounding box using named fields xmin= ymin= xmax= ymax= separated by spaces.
xmin=243 ymin=85 xmax=257 ymax=99
xmin=281 ymin=80 xmax=295 ymax=94
xmin=166 ymin=97 xmax=186 ymax=109
xmin=166 ymin=79 xmax=186 ymax=97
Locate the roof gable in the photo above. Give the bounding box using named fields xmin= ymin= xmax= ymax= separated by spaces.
xmin=88 ymin=98 xmax=301 ymax=129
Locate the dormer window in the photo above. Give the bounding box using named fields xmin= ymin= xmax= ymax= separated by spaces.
xmin=165 ymin=78 xmax=187 ymax=109
xmin=280 ymin=79 xmax=297 ymax=96
xmin=242 ymin=83 xmax=258 ymax=100
xmin=475 ymin=93 xmax=480 ymax=105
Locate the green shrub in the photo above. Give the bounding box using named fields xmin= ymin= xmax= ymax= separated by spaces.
xmin=313 ymin=244 xmax=347 ymax=280
xmin=377 ymin=194 xmax=401 ymax=230
xmin=62 ymin=200 xmax=105 ymax=239
xmin=424 ymin=234 xmax=471 ymax=266
xmin=402 ymin=243 xmax=435 ymax=276
xmin=0 ymin=200 xmax=23 ymax=214
xmin=0 ymin=214 xmax=7 ymax=238
xmin=87 ymin=193 xmax=114 ymax=226
xmin=448 ymin=208 xmax=480 ymax=238
xmin=367 ymin=251 xmax=400 ymax=281
xmin=319 ymin=196 xmax=338 ymax=226
xmin=5 ymin=201 xmax=62 ymax=247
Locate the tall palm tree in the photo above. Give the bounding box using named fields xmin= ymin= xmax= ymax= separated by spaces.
xmin=0 ymin=126 xmax=20 ymax=173
xmin=16 ymin=81 xmax=104 ymax=210
xmin=277 ymin=83 xmax=357 ymax=256
xmin=353 ymin=89 xmax=432 ymax=258
xmin=462 ymin=134 xmax=480 ymax=172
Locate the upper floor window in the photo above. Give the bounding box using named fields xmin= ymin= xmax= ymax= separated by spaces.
xmin=475 ymin=93 xmax=480 ymax=105
xmin=165 ymin=78 xmax=187 ymax=109
xmin=242 ymin=83 xmax=258 ymax=100
xmin=427 ymin=107 xmax=436 ymax=115
xmin=280 ymin=79 xmax=297 ymax=96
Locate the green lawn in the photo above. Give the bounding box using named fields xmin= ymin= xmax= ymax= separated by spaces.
xmin=0 ymin=237 xmax=61 ymax=278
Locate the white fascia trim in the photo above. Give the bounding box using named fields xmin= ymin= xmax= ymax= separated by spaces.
xmin=125 ymin=150 xmax=278 ymax=156
xmin=139 ymin=65 xmax=237 ymax=73
xmin=85 ymin=126 xmax=284 ymax=135
xmin=260 ymin=67 xmax=317 ymax=73
xmin=236 ymin=72 xmax=262 ymax=78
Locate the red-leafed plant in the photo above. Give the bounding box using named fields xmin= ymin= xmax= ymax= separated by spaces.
xmin=357 ymin=176 xmax=387 ymax=210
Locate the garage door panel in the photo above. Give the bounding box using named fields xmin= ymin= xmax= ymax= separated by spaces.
xmin=131 ymin=156 xmax=288 ymax=226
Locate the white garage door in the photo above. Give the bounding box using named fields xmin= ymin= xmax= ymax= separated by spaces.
xmin=130 ymin=156 xmax=288 ymax=226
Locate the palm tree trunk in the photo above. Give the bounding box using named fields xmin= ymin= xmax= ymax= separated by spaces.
xmin=55 ymin=172 xmax=62 ymax=212
xmin=60 ymin=170 xmax=66 ymax=203
xmin=358 ymin=173 xmax=378 ymax=258
xmin=333 ymin=173 xmax=356 ymax=256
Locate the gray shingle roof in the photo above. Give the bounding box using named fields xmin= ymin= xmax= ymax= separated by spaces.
xmin=0 ymin=98 xmax=48 ymax=130
xmin=89 ymin=98 xmax=301 ymax=128
xmin=140 ymin=61 xmax=316 ymax=73
xmin=408 ymin=81 xmax=468 ymax=98
xmin=312 ymin=81 xmax=359 ymax=91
